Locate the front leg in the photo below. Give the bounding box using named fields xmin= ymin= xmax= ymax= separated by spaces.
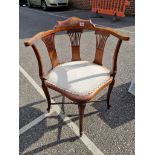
xmin=42 ymin=83 xmax=51 ymax=112
xmin=107 ymin=80 xmax=115 ymax=109
xmin=78 ymin=103 xmax=86 ymax=137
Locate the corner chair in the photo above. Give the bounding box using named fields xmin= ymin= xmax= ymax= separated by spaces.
xmin=24 ymin=17 xmax=129 ymax=137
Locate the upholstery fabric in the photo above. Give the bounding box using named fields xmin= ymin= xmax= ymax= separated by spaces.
xmin=45 ymin=61 xmax=111 ymax=96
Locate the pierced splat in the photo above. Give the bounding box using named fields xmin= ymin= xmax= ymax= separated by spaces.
xmin=42 ymin=33 xmax=60 ymax=68
xmin=67 ymin=29 xmax=83 ymax=61
xmin=54 ymin=17 xmax=95 ymax=61
xmin=93 ymin=30 xmax=110 ymax=65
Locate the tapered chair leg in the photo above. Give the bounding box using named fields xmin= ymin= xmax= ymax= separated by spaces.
xmin=42 ymin=83 xmax=51 ymax=112
xmin=107 ymin=80 xmax=115 ymax=109
xmin=78 ymin=104 xmax=86 ymax=137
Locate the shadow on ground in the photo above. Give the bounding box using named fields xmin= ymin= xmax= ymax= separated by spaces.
xmin=20 ymin=100 xmax=45 ymax=128
xmin=19 ymin=83 xmax=134 ymax=154
xmin=92 ymin=82 xmax=135 ymax=128
xmin=19 ymin=95 xmax=79 ymax=154
xmin=20 ymin=113 xmax=79 ymax=154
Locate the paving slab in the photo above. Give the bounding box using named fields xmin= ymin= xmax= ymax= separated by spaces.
xmin=20 ymin=112 xmax=93 ymax=155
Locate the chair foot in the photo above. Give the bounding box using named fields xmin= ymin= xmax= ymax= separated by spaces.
xmin=78 ymin=104 xmax=86 ymax=137
xmin=107 ymin=104 xmax=111 ymax=110
xmin=107 ymin=80 xmax=115 ymax=109
xmin=47 ymin=107 xmax=51 ymax=113
xmin=80 ymin=132 xmax=83 ymax=137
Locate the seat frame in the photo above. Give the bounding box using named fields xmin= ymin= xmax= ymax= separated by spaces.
xmin=24 ymin=17 xmax=129 ymax=137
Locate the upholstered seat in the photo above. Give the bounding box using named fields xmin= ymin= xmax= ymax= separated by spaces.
xmin=45 ymin=61 xmax=111 ymax=96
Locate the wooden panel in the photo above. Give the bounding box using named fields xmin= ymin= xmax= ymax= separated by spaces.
xmin=42 ymin=33 xmax=60 ymax=68
xmin=93 ymin=30 xmax=110 ymax=65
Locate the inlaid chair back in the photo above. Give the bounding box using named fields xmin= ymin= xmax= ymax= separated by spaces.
xmin=25 ymin=17 xmax=129 ymax=77
xmin=24 ymin=17 xmax=129 ymax=137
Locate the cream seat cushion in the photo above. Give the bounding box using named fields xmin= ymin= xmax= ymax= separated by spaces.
xmin=45 ymin=61 xmax=111 ymax=96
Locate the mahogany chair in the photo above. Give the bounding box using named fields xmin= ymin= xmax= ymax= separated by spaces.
xmin=24 ymin=17 xmax=129 ymax=137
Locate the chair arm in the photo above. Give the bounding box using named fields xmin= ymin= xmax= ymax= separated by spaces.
xmin=24 ymin=32 xmax=44 ymax=46
xmin=96 ymin=26 xmax=130 ymax=41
